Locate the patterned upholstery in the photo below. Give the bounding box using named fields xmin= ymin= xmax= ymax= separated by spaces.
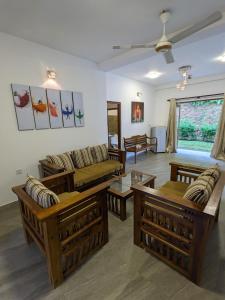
xmin=47 ymin=152 xmax=74 ymax=170
xmin=184 ymin=175 xmax=215 ymax=208
xmin=91 ymin=144 xmax=108 ymax=163
xmin=25 ymin=176 xmax=59 ymax=208
xmin=198 ymin=166 xmax=220 ymax=181
xmin=71 ymin=147 xmax=94 ymax=169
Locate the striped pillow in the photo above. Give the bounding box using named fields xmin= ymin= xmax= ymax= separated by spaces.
xmin=25 ymin=176 xmax=60 ymax=208
xmin=71 ymin=147 xmax=94 ymax=169
xmin=91 ymin=144 xmax=108 ymax=163
xmin=198 ymin=166 xmax=220 ymax=182
xmin=184 ymin=176 xmax=214 ymax=208
xmin=47 ymin=152 xmax=74 ymax=170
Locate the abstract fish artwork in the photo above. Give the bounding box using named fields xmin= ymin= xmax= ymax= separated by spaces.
xmin=32 ymin=99 xmax=47 ymax=113
xmin=73 ymin=91 xmax=85 ymax=127
xmin=30 ymin=86 xmax=50 ymax=129
xmin=48 ymin=100 xmax=59 ymax=117
xmin=60 ymin=90 xmax=75 ymax=128
xmin=11 ymin=84 xmax=35 ymax=130
xmin=62 ymin=105 xmax=73 ymax=119
xmin=46 ymin=89 xmax=63 ymax=128
xmin=13 ymin=90 xmax=30 ymax=108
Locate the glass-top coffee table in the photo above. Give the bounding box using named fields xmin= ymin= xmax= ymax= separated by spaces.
xmin=107 ymin=170 xmax=156 ymax=221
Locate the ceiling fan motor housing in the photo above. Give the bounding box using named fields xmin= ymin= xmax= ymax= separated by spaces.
xmin=155 ymin=41 xmax=172 ymax=53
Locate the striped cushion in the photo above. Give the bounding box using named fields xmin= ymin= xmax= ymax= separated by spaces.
xmin=198 ymin=166 xmax=220 ymax=182
xmin=71 ymin=147 xmax=94 ymax=169
xmin=25 ymin=176 xmax=60 ymax=208
xmin=91 ymin=144 xmax=108 ymax=163
xmin=184 ymin=176 xmax=215 ymax=208
xmin=47 ymin=152 xmax=74 ymax=170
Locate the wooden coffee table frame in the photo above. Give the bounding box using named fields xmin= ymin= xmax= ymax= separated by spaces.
xmin=107 ymin=171 xmax=156 ymax=221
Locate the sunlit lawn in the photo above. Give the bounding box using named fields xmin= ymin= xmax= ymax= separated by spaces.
xmin=178 ymin=140 xmax=213 ymax=152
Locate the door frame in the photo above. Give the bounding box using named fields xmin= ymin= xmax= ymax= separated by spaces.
xmin=107 ymin=101 xmax=121 ymax=149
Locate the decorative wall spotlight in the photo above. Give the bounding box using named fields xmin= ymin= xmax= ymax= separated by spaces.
xmin=176 ymin=65 xmax=192 ymax=91
xmin=137 ymin=92 xmax=143 ymax=97
xmin=47 ymin=69 xmax=56 ymax=80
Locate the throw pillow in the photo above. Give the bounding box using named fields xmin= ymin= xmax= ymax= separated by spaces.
xmin=91 ymin=144 xmax=108 ymax=163
xmin=47 ymin=152 xmax=74 ymax=170
xmin=25 ymin=176 xmax=60 ymax=208
xmin=71 ymin=147 xmax=94 ymax=168
xmin=198 ymin=165 xmax=220 ymax=182
xmin=184 ymin=176 xmax=214 ymax=208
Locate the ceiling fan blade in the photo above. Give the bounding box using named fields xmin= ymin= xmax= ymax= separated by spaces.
xmin=170 ymin=11 xmax=223 ymax=44
xmin=112 ymin=44 xmax=155 ymax=50
xmin=163 ymin=50 xmax=174 ymax=64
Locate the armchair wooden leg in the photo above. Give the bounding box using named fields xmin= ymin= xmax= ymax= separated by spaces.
xmin=43 ymin=218 xmax=63 ymax=288
xmin=135 ymin=152 xmax=137 ymax=164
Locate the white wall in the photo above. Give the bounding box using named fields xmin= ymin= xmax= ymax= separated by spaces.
xmin=0 ymin=32 xmax=107 ymax=206
xmin=152 ymin=76 xmax=225 ymax=127
xmin=106 ymin=73 xmax=155 ymax=141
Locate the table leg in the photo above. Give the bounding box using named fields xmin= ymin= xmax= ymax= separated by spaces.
xmin=120 ymin=198 xmax=127 ymax=221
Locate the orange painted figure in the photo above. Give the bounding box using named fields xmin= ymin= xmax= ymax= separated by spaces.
xmin=32 ymin=99 xmax=47 ymax=113
xmin=48 ymin=101 xmax=58 ymax=117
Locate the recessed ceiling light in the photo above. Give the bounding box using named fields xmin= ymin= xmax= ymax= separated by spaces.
xmin=145 ymin=71 xmax=163 ymax=79
xmin=215 ymin=53 xmax=225 ymax=62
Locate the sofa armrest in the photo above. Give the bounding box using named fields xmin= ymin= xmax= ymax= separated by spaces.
xmin=131 ymin=184 xmax=201 ymax=213
xmin=39 ymin=159 xmax=65 ymax=177
xmin=170 ymin=161 xmax=207 ymax=182
xmin=36 ymin=181 xmax=110 ymax=221
xmin=108 ymin=148 xmax=126 ymax=173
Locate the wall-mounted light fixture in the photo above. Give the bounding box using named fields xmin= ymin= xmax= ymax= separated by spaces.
xmin=137 ymin=92 xmax=143 ymax=97
xmin=47 ymin=69 xmax=56 ymax=80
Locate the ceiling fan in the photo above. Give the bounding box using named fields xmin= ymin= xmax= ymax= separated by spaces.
xmin=112 ymin=10 xmax=223 ymax=64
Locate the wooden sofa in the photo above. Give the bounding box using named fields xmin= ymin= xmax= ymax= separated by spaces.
xmin=124 ymin=134 xmax=157 ymax=163
xmin=132 ymin=161 xmax=225 ymax=284
xmin=12 ymin=171 xmax=109 ymax=288
xmin=39 ymin=148 xmax=126 ymax=191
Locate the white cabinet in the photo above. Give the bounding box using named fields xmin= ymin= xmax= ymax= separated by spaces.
xmin=151 ymin=126 xmax=167 ymax=153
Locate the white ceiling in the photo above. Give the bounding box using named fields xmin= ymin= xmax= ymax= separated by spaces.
xmin=113 ymin=31 xmax=225 ymax=86
xmin=0 ymin=0 xmax=225 ymax=85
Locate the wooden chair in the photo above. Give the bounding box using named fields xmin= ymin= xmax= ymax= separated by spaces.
xmin=124 ymin=134 xmax=157 ymax=163
xmin=12 ymin=171 xmax=109 ymax=288
xmin=132 ymin=162 xmax=225 ymax=284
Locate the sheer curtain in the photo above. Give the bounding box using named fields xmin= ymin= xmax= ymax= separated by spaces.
xmin=166 ymin=98 xmax=177 ymax=153
xmin=211 ymin=95 xmax=225 ymax=160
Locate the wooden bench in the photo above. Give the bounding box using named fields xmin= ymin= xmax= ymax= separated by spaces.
xmin=12 ymin=171 xmax=109 ymax=288
xmin=124 ymin=134 xmax=157 ymax=163
xmin=132 ymin=162 xmax=225 ymax=284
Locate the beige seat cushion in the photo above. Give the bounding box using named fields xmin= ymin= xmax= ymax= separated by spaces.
xmin=58 ymin=191 xmax=80 ymax=201
xmin=74 ymin=160 xmax=123 ymax=187
xmin=158 ymin=181 xmax=189 ymax=197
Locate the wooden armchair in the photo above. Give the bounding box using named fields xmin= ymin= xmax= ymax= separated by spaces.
xmin=12 ymin=171 xmax=109 ymax=288
xmin=132 ymin=162 xmax=225 ymax=284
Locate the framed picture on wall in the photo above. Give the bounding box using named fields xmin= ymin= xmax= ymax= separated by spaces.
xmin=131 ymin=101 xmax=144 ymax=123
xmin=11 ymin=84 xmax=35 ymax=130
xmin=30 ymin=86 xmax=50 ymax=129
xmin=46 ymin=89 xmax=63 ymax=129
xmin=73 ymin=91 xmax=85 ymax=127
xmin=60 ymin=90 xmax=75 ymax=128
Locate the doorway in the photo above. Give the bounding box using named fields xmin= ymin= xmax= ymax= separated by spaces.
xmin=107 ymin=101 xmax=121 ymax=149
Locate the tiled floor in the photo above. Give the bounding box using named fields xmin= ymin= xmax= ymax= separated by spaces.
xmin=0 ymin=150 xmax=225 ymax=300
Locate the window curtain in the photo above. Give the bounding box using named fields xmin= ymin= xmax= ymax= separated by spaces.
xmin=211 ymin=95 xmax=225 ymax=160
xmin=166 ymin=98 xmax=177 ymax=153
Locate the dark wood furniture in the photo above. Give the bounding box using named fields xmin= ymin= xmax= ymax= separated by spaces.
xmin=39 ymin=148 xmax=126 ymax=190
xmin=132 ymin=162 xmax=225 ymax=285
xmin=12 ymin=171 xmax=110 ymax=288
xmin=107 ymin=170 xmax=156 ymax=221
xmin=124 ymin=134 xmax=157 ymax=163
